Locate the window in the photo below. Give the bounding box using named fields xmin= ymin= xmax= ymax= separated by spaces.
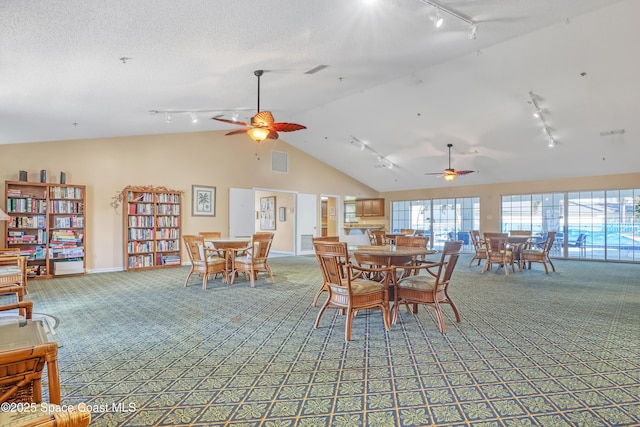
xmin=391 ymin=197 xmax=479 ymax=251
xmin=501 ymin=189 xmax=639 ymax=262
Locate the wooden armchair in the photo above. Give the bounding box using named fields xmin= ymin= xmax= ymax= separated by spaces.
xmin=0 ymin=253 xmax=28 ymax=295
xmin=311 ymin=236 xmax=341 ymax=306
xmin=0 ymin=342 xmax=60 ymax=405
xmin=482 ymin=236 xmax=516 ymax=275
xmin=370 ymin=229 xmax=387 ymax=246
xmin=394 ymin=235 xmax=429 ymax=264
xmin=0 ymin=289 xmax=33 ymax=320
xmin=230 ymin=232 xmax=275 ymax=287
xmin=467 ymin=230 xmax=486 ymax=267
xmin=313 ymin=241 xmax=391 ymax=341
xmin=182 ymin=235 xmax=228 ymax=290
xmin=392 ymin=241 xmax=463 ymax=332
xmin=0 ymin=405 xmax=91 ymax=427
xmin=520 ymin=231 xmax=557 ymax=274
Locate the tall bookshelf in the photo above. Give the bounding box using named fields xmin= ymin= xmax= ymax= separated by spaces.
xmin=123 ymin=186 xmax=182 ymax=271
xmin=4 ymin=181 xmax=86 ymax=279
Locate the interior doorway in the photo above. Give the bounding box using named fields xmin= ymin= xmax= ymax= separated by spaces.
xmin=321 ymin=195 xmax=339 ymax=237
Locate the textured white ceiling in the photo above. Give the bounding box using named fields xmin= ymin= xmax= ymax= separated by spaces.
xmin=1 ymin=0 xmax=636 ymax=191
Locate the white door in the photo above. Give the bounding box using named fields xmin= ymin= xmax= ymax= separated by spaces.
xmin=296 ymin=193 xmax=317 ymax=255
xmin=229 ymin=188 xmax=255 ymax=238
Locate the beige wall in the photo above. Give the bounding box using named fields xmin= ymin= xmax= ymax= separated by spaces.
xmin=0 ymin=131 xmax=377 ymax=271
xmin=381 ymin=173 xmax=640 ymax=232
xmin=255 ymin=190 xmax=295 ymax=253
xmin=3 ymin=131 xmax=638 ymax=272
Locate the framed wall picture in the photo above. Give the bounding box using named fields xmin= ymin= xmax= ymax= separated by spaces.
xmin=192 ymin=185 xmax=216 ymax=216
xmin=260 ymin=196 xmax=276 ymax=230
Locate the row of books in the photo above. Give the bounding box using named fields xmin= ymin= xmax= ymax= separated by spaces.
xmin=160 ymin=254 xmax=181 ymax=265
xmin=49 ymin=187 xmax=83 ymax=199
xmin=128 ymin=192 xmax=154 ymax=202
xmin=7 ymin=198 xmax=47 ymax=213
xmin=129 ymin=203 xmax=154 ymax=215
xmin=156 ymin=240 xmax=179 ymax=251
xmin=7 ymin=230 xmax=47 ymax=244
xmin=128 ymin=241 xmax=152 ymax=254
xmin=7 ymin=188 xmax=46 ymax=199
xmin=128 ymin=216 xmax=154 ymax=227
xmin=49 ymin=247 xmax=85 ymax=258
xmin=52 ymin=215 xmax=84 ymax=228
xmin=156 ymin=228 xmax=180 ymax=239
xmin=156 ymin=205 xmax=180 ymax=215
xmin=129 ymin=228 xmax=154 ymax=240
xmin=50 ymin=230 xmax=83 ymax=243
xmin=8 ymin=215 xmax=46 ymax=229
xmin=156 ymin=216 xmax=180 ymax=227
xmin=128 ymin=254 xmax=154 ymax=268
xmin=156 ymin=193 xmax=180 ymax=203
xmin=50 ymin=200 xmax=84 ymax=214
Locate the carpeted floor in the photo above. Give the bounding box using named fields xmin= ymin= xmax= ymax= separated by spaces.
xmin=26 ymin=255 xmax=640 ymax=426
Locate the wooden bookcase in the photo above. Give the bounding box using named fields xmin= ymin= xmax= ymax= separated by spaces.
xmin=4 ymin=181 xmax=86 ymax=279
xmin=123 ymin=186 xmax=182 ymax=271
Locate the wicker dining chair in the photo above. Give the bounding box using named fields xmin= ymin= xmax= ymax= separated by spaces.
xmin=370 ymin=229 xmax=387 ymax=246
xmin=0 ymin=342 xmax=60 ymax=405
xmin=183 ymin=235 xmax=228 ymax=290
xmin=520 ymin=231 xmax=557 ymax=274
xmin=467 ymin=230 xmax=487 ymax=267
xmin=393 ymin=240 xmax=463 ymax=332
xmin=482 ymin=236 xmax=516 ymax=275
xmin=313 ymin=241 xmax=392 ymax=341
xmin=230 ymin=232 xmax=275 ymax=287
xmin=311 ymin=236 xmax=341 ymax=306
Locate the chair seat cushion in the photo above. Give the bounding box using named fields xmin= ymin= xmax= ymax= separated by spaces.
xmin=206 ymin=257 xmax=226 ymax=265
xmin=522 ymin=249 xmax=544 ymax=255
xmin=331 ymin=279 xmax=383 ymax=295
xmin=397 ymin=276 xmax=437 ymax=291
xmin=235 ymin=256 xmax=263 ymax=265
xmin=475 ymin=248 xmax=487 ymax=253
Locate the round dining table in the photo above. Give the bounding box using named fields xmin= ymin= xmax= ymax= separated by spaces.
xmin=347 ymin=244 xmax=437 ymax=323
xmin=204 ymin=237 xmax=251 ymax=283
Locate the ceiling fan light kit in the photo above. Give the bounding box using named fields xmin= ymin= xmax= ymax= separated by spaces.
xmin=212 ymin=69 xmax=306 ymax=142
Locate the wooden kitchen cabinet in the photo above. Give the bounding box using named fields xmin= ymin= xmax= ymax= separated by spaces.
xmin=355 ymin=198 xmax=385 ymax=217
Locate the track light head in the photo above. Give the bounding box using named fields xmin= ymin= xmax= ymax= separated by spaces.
xmin=468 ymin=24 xmax=477 ymax=39
xmin=430 ymin=9 xmax=444 ymax=28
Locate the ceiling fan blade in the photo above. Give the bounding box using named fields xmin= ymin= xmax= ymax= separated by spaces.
xmin=271 ymin=122 xmax=307 ymax=132
xmin=225 ymin=128 xmax=252 ymax=136
xmin=424 ymin=172 xmax=445 ymax=176
xmin=266 ymin=131 xmax=279 ymax=140
xmin=212 ymin=117 xmax=250 ymax=127
xmin=455 ymin=170 xmax=477 ymax=176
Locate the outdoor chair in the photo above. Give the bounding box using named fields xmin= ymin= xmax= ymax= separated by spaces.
xmin=393 ymin=241 xmax=463 ymax=332
xmin=567 ymin=233 xmax=588 ymax=257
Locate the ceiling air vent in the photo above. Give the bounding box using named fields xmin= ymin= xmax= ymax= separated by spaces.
xmin=272 ymin=151 xmax=288 ymax=174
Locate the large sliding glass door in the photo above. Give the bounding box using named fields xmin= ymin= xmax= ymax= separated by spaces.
xmin=391 ymin=197 xmax=479 ymax=251
xmin=501 ymin=189 xmax=640 ymax=262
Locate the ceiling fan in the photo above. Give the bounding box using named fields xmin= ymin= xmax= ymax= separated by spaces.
xmin=212 ymin=70 xmax=306 ymax=142
xmin=425 ymin=143 xmax=477 ymax=181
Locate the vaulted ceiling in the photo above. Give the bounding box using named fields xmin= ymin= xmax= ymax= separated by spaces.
xmin=2 ymin=0 xmax=636 ymax=191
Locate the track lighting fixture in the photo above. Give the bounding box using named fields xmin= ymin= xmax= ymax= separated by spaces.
xmin=189 ymin=112 xmax=198 ymax=124
xmin=468 ymin=24 xmax=477 ymax=40
xmin=418 ymin=0 xmax=475 ymax=36
xmin=351 ymin=136 xmax=396 ymax=170
xmin=529 ymin=91 xmax=557 ymax=148
xmin=431 ymin=8 xmax=443 ymax=28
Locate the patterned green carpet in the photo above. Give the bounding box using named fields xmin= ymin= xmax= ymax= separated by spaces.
xmin=27 ymin=255 xmax=640 ymax=427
